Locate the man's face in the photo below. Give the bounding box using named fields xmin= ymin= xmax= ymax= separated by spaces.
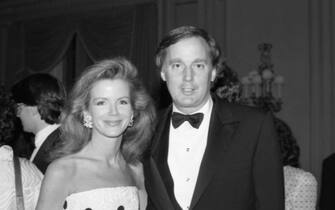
xmin=16 ymin=103 xmax=37 ymax=133
xmin=160 ymin=37 xmax=216 ymax=114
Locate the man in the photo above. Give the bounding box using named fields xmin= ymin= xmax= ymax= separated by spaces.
xmin=11 ymin=73 xmax=65 ymax=174
xmin=143 ymin=26 xmax=284 ymax=210
xmin=319 ymin=153 xmax=335 ymax=210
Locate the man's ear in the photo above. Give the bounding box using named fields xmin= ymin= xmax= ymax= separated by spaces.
xmin=211 ymin=68 xmax=217 ymax=82
xmin=30 ymin=106 xmax=42 ymax=122
xmin=30 ymin=106 xmax=39 ymax=116
xmin=160 ymin=71 xmax=166 ymax=81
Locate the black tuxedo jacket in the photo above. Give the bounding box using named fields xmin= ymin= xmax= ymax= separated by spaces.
xmin=319 ymin=153 xmax=335 ymax=210
xmin=143 ymin=98 xmax=284 ymax=210
xmin=32 ymin=128 xmax=60 ymax=174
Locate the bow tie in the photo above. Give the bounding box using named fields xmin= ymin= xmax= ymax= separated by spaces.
xmin=171 ymin=112 xmax=204 ymax=129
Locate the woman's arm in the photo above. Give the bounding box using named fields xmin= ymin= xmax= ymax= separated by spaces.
xmin=292 ymin=172 xmax=317 ymax=210
xmin=35 ymin=159 xmax=72 ymax=210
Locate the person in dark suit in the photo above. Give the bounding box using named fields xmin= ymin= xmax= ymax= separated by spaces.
xmin=319 ymin=153 xmax=335 ymax=210
xmin=143 ymin=25 xmax=284 ymax=210
xmin=11 ymin=73 xmax=65 ymax=173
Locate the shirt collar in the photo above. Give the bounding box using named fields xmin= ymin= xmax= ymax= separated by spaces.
xmin=34 ymin=124 xmax=59 ymax=148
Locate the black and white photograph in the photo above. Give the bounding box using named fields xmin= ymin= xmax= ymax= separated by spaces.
xmin=0 ymin=0 xmax=333 ymax=210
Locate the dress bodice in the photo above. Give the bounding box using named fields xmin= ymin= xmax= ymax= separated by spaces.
xmin=63 ymin=186 xmax=139 ymax=210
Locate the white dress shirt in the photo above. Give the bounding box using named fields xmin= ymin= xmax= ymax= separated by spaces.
xmin=30 ymin=124 xmax=59 ymax=161
xmin=0 ymin=145 xmax=43 ymax=210
xmin=168 ymin=97 xmax=213 ymax=210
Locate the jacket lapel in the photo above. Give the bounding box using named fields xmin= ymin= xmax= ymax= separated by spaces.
xmin=33 ymin=128 xmax=60 ymax=171
xmin=190 ymin=99 xmax=240 ymax=209
xmin=146 ymin=107 xmax=176 ymax=210
xmin=144 ymin=157 xmax=175 ymax=210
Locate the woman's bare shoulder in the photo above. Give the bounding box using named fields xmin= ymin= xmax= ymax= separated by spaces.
xmin=129 ymin=161 xmax=144 ymax=176
xmin=129 ymin=161 xmax=145 ymax=186
xmin=45 ymin=155 xmax=81 ymax=179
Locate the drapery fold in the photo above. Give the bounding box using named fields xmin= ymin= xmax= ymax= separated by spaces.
xmin=130 ymin=3 xmax=159 ymax=98
xmin=6 ymin=2 xmax=159 ymax=98
xmin=77 ymin=7 xmax=135 ymax=62
xmin=23 ymin=4 xmax=139 ymax=72
xmin=24 ymin=15 xmax=74 ymax=72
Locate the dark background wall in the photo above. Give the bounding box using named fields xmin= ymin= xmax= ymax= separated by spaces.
xmin=0 ymin=0 xmax=334 ymax=186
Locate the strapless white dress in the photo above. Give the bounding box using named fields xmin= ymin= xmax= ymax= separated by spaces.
xmin=63 ymin=186 xmax=139 ymax=210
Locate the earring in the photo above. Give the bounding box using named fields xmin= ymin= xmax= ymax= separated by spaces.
xmin=83 ymin=113 xmax=93 ymax=128
xmin=128 ymin=116 xmax=134 ymax=127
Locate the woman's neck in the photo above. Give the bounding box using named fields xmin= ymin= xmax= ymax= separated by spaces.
xmin=83 ymin=135 xmax=123 ymax=163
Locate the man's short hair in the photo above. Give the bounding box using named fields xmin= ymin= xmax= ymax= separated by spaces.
xmin=11 ymin=73 xmax=65 ymax=124
xmin=155 ymin=25 xmax=222 ymax=71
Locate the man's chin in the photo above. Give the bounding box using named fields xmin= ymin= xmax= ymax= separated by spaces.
xmin=174 ymin=100 xmax=202 ymax=111
xmin=176 ymin=99 xmax=196 ymax=107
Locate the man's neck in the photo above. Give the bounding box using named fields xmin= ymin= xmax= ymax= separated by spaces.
xmin=33 ymin=120 xmax=51 ymax=135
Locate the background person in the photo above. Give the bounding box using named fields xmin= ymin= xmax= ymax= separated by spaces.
xmin=36 ymin=57 xmax=156 ymax=210
xmin=0 ymin=85 xmax=43 ymax=210
xmin=319 ymin=152 xmax=335 ymax=210
xmin=274 ymin=117 xmax=317 ymax=210
xmin=11 ymin=73 xmax=66 ymax=174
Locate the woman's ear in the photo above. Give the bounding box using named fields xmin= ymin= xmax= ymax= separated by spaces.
xmin=83 ymin=111 xmax=93 ymax=128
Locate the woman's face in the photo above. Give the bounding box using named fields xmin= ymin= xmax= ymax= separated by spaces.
xmin=85 ymin=79 xmax=133 ymax=139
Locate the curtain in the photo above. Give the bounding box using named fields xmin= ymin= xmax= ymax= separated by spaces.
xmin=130 ymin=3 xmax=160 ymax=99
xmin=5 ymin=2 xmax=160 ymax=101
xmin=309 ymin=0 xmax=335 ymax=182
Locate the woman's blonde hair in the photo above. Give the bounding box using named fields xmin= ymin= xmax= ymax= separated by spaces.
xmin=51 ymin=57 xmax=156 ymax=164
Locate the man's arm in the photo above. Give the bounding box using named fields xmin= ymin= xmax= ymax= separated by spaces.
xmin=253 ymin=112 xmax=285 ymax=210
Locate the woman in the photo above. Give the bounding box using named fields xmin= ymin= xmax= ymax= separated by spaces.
xmin=0 ymin=85 xmax=43 ymax=210
xmin=36 ymin=57 xmax=156 ymax=210
xmin=274 ymin=117 xmax=317 ymax=210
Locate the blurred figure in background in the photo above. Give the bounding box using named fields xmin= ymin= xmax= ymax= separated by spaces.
xmin=0 ymin=85 xmax=43 ymax=210
xmin=319 ymin=152 xmax=335 ymax=210
xmin=274 ymin=117 xmax=317 ymax=210
xmin=11 ymin=73 xmax=66 ymax=174
xmin=9 ymin=127 xmax=35 ymax=159
xmin=211 ymin=62 xmax=241 ymax=103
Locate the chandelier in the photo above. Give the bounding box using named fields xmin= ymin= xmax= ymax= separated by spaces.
xmin=240 ymin=43 xmax=284 ymax=113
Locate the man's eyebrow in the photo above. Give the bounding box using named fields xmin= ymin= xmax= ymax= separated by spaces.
xmin=118 ymin=96 xmax=131 ymax=100
xmin=167 ymin=58 xmax=183 ymax=64
xmin=192 ymin=58 xmax=209 ymax=64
